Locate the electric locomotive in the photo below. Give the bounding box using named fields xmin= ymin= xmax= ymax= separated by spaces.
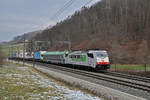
xmin=66 ymin=50 xmax=110 ymax=70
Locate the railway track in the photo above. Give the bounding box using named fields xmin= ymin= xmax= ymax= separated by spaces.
xmin=103 ymin=71 xmax=150 ymax=83
xmin=11 ymin=60 xmax=150 ymax=92
xmin=31 ymin=61 xmax=150 ymax=92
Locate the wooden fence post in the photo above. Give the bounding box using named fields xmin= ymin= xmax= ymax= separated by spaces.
xmin=115 ymin=63 xmax=117 ymax=72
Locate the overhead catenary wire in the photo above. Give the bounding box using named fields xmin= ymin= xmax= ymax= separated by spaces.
xmin=51 ymin=0 xmax=76 ymax=20
xmin=51 ymin=0 xmax=95 ymax=20
xmin=48 ymin=0 xmax=95 ymax=51
xmin=84 ymin=0 xmax=94 ymax=7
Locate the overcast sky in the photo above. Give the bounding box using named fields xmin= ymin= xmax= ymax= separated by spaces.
xmin=0 ymin=0 xmax=100 ymax=42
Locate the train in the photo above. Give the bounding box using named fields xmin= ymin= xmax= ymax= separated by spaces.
xmin=9 ymin=50 xmax=110 ymax=70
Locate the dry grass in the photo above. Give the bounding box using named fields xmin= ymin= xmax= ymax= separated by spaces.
xmin=0 ymin=62 xmax=102 ymax=100
xmin=0 ymin=65 xmax=64 ymax=100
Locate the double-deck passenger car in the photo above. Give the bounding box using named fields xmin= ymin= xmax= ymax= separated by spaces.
xmin=42 ymin=51 xmax=68 ymax=64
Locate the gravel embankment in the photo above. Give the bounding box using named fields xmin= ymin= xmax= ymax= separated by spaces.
xmin=28 ymin=63 xmax=146 ymax=100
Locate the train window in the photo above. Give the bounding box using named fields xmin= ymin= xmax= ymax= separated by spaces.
xmin=69 ymin=55 xmax=82 ymax=59
xmin=69 ymin=55 xmax=72 ymax=58
xmin=71 ymin=55 xmax=74 ymax=58
xmin=69 ymin=55 xmax=73 ymax=58
xmin=72 ymin=55 xmax=76 ymax=59
xmin=65 ymin=54 xmax=68 ymax=57
xmin=87 ymin=53 xmax=94 ymax=58
xmin=75 ymin=55 xmax=77 ymax=59
xmin=96 ymin=52 xmax=107 ymax=57
xmin=77 ymin=55 xmax=81 ymax=59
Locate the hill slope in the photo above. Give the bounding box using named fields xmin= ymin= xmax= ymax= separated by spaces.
xmin=34 ymin=0 xmax=150 ymax=63
xmin=9 ymin=30 xmax=42 ymax=44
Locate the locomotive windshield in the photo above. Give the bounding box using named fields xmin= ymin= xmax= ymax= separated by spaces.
xmin=96 ymin=52 xmax=108 ymax=58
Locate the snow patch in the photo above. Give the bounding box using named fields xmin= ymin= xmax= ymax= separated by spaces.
xmin=2 ymin=64 xmax=101 ymax=100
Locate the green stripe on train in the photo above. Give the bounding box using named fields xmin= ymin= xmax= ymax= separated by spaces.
xmin=71 ymin=55 xmax=86 ymax=62
xmin=43 ymin=51 xmax=66 ymax=55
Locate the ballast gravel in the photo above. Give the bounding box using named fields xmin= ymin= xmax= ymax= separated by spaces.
xmin=33 ymin=64 xmax=146 ymax=100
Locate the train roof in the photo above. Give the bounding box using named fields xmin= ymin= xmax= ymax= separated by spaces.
xmin=43 ymin=51 xmax=68 ymax=55
xmin=70 ymin=50 xmax=107 ymax=53
xmin=88 ymin=50 xmax=107 ymax=53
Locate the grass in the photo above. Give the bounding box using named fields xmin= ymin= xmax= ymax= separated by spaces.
xmin=1 ymin=44 xmax=24 ymax=58
xmin=0 ymin=64 xmax=64 ymax=100
xmin=0 ymin=62 xmax=102 ymax=100
xmin=110 ymin=64 xmax=150 ymax=71
xmin=1 ymin=44 xmax=11 ymax=58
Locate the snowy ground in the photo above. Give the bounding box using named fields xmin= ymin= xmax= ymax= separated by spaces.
xmin=0 ymin=63 xmax=102 ymax=100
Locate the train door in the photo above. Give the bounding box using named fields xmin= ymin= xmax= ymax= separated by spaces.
xmin=87 ymin=53 xmax=95 ymax=68
xmin=64 ymin=53 xmax=68 ymax=64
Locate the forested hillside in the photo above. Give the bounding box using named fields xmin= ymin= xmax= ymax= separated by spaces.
xmin=10 ymin=30 xmax=42 ymax=44
xmin=34 ymin=0 xmax=150 ymax=64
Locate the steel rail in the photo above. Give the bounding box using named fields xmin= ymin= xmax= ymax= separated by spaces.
xmin=34 ymin=61 xmax=150 ymax=92
xmin=11 ymin=59 xmax=150 ymax=92
xmin=103 ymin=71 xmax=150 ymax=83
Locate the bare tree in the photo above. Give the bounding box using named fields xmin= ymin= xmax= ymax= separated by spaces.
xmin=110 ymin=40 xmax=128 ymax=64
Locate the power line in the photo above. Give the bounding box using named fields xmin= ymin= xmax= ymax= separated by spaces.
xmin=84 ymin=0 xmax=94 ymax=7
xmin=52 ymin=0 xmax=94 ymax=20
xmin=51 ymin=0 xmax=76 ymax=20
xmin=55 ymin=0 xmax=74 ymax=16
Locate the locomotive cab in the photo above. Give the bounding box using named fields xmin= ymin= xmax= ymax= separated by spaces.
xmin=89 ymin=50 xmax=110 ymax=70
xmin=95 ymin=51 xmax=110 ymax=70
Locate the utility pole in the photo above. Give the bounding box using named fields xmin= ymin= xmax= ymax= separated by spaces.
xmin=7 ymin=46 xmax=10 ymax=65
xmin=58 ymin=41 xmax=71 ymax=51
xmin=9 ymin=46 xmax=11 ymax=59
xmin=23 ymin=33 xmax=25 ymax=67
xmin=11 ymin=46 xmax=13 ymax=62
xmin=17 ymin=46 xmax=19 ymax=63
xmin=33 ymin=40 xmax=35 ymax=67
